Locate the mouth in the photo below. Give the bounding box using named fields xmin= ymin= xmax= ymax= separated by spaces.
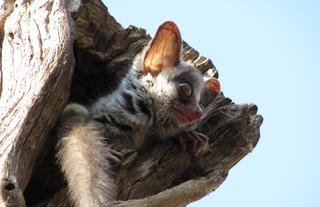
xmin=173 ymin=105 xmax=203 ymax=126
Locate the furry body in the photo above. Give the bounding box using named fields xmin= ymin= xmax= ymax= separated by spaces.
xmin=89 ymin=57 xmax=204 ymax=149
xmin=56 ymin=104 xmax=116 ymax=207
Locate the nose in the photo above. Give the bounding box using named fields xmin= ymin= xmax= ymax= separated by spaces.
xmin=191 ymin=104 xmax=203 ymax=119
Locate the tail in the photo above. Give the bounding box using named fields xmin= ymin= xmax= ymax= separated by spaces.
xmin=56 ymin=104 xmax=116 ymax=207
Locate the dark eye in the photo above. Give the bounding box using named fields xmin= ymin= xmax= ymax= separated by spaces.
xmin=179 ymin=83 xmax=192 ymax=97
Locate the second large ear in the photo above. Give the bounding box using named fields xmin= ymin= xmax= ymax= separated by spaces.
xmin=205 ymin=77 xmax=221 ymax=94
xmin=144 ymin=21 xmax=182 ymax=76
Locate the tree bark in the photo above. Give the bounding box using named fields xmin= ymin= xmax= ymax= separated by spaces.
xmin=0 ymin=0 xmax=75 ymax=206
xmin=0 ymin=0 xmax=263 ymax=207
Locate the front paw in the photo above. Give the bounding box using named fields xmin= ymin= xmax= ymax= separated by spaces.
xmin=175 ymin=131 xmax=209 ymax=156
xmin=107 ymin=149 xmax=124 ymax=166
xmin=107 ymin=144 xmax=135 ymax=166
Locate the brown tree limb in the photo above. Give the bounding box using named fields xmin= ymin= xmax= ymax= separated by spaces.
xmin=113 ymin=170 xmax=227 ymax=207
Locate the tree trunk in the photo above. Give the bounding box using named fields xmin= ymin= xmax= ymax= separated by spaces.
xmin=0 ymin=0 xmax=263 ymax=207
xmin=0 ymin=0 xmax=75 ymax=206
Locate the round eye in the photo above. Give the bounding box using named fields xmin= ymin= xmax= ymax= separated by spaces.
xmin=179 ymin=83 xmax=192 ymax=97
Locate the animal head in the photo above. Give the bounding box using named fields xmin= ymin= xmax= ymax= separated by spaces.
xmin=133 ymin=21 xmax=220 ymax=129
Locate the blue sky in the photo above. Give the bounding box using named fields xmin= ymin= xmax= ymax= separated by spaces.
xmin=104 ymin=1 xmax=320 ymax=206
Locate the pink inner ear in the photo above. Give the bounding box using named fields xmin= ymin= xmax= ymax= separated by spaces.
xmin=205 ymin=78 xmax=221 ymax=94
xmin=144 ymin=21 xmax=182 ymax=76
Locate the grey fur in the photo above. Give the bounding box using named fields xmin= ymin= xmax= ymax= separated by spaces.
xmin=56 ymin=105 xmax=116 ymax=207
xmin=90 ymin=48 xmax=205 ymax=149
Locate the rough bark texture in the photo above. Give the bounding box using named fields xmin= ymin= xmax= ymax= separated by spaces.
xmin=0 ymin=0 xmax=263 ymax=207
xmin=0 ymin=0 xmax=75 ymax=206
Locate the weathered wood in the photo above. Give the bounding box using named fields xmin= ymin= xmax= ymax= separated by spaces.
xmin=0 ymin=0 xmax=75 ymax=206
xmin=0 ymin=0 xmax=14 ymax=37
xmin=112 ymin=170 xmax=227 ymax=207
xmin=0 ymin=0 xmax=263 ymax=206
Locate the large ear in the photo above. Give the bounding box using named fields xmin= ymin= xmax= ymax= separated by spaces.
xmin=205 ymin=78 xmax=221 ymax=94
xmin=144 ymin=21 xmax=182 ymax=76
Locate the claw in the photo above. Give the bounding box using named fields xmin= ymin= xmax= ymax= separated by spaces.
xmin=109 ymin=149 xmax=124 ymax=163
xmin=107 ymin=144 xmax=125 ymax=165
xmin=175 ymin=131 xmax=209 ymax=156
